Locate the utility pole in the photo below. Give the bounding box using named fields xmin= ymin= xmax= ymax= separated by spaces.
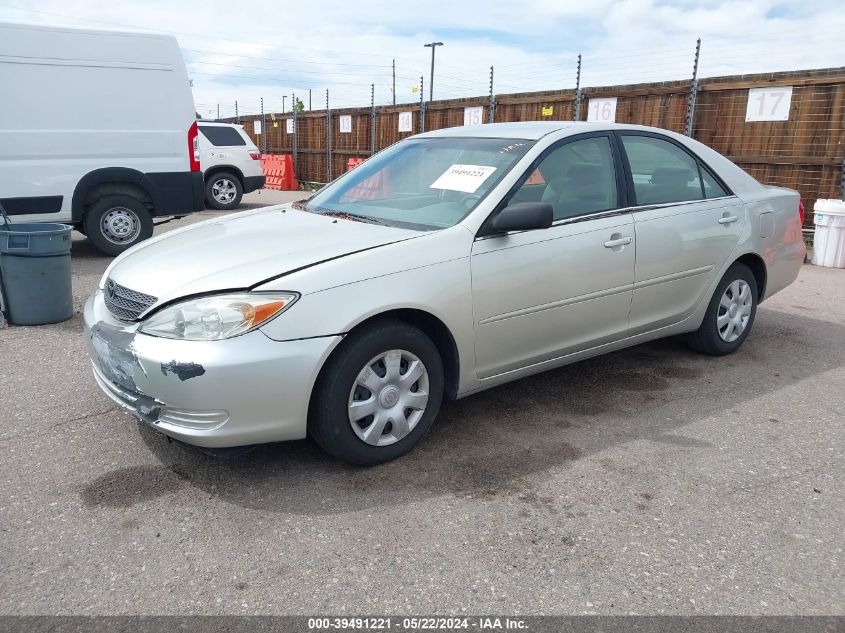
xmin=488 ymin=65 xmax=495 ymax=123
xmin=308 ymin=89 xmax=312 ymax=111
xmin=685 ymin=38 xmax=702 ymax=137
xmin=392 ymin=58 xmax=396 ymax=106
xmin=423 ymin=42 xmax=443 ymax=102
xmin=574 ymin=54 xmax=583 ymax=120
xmin=282 ymin=95 xmax=286 ymax=114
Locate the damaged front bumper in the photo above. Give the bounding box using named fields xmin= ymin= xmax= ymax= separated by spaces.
xmin=83 ymin=290 xmax=341 ymax=448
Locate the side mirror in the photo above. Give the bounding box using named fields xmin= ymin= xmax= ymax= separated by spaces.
xmin=488 ymin=202 xmax=553 ymax=234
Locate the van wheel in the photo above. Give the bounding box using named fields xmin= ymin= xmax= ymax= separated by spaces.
xmin=205 ymin=172 xmax=243 ymax=210
xmin=686 ymin=263 xmax=758 ymax=356
xmin=309 ymin=320 xmax=444 ymax=465
xmin=83 ymin=195 xmax=153 ymax=256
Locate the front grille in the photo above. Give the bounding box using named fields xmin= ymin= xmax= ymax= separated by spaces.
xmin=103 ymin=279 xmax=157 ymax=321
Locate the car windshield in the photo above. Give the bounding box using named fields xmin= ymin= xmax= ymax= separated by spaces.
xmin=299 ymin=137 xmax=534 ymax=230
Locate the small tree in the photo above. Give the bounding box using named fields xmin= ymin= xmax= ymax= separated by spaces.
xmin=293 ymin=98 xmax=305 ymax=113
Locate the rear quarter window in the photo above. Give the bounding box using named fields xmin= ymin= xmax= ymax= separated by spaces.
xmin=198 ymin=126 xmax=247 ymax=147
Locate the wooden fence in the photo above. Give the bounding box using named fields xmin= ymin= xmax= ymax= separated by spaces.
xmin=225 ymin=67 xmax=845 ymax=225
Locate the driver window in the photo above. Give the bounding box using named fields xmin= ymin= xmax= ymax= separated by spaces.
xmin=511 ymin=136 xmax=618 ymax=221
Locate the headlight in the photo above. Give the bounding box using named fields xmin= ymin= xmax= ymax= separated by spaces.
xmin=138 ymin=293 xmax=298 ymax=341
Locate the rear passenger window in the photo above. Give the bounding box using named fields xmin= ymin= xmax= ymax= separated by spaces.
xmin=510 ymin=136 xmax=618 ymax=221
xmin=621 ymin=135 xmax=725 ymax=205
xmin=198 ymin=125 xmax=247 ymax=147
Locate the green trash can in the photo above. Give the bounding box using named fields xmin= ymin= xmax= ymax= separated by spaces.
xmin=0 ymin=207 xmax=73 ymax=326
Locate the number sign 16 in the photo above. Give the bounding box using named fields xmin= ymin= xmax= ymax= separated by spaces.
xmin=587 ymin=97 xmax=617 ymax=123
xmin=745 ymin=87 xmax=793 ymax=122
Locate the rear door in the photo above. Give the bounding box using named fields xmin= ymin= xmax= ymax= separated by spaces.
xmin=617 ymin=132 xmax=745 ymax=334
xmin=198 ymin=125 xmax=248 ymax=170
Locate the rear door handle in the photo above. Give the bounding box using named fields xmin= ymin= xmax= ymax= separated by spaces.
xmin=604 ymin=236 xmax=633 ymax=248
xmin=718 ymin=215 xmax=739 ymax=225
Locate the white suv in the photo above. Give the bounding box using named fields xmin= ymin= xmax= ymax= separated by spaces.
xmin=197 ymin=123 xmax=266 ymax=210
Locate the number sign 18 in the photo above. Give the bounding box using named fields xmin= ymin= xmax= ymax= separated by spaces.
xmin=587 ymin=97 xmax=617 ymax=123
xmin=745 ymin=87 xmax=793 ymax=122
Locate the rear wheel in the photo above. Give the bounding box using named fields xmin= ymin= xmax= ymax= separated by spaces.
xmin=83 ymin=194 xmax=153 ymax=256
xmin=686 ymin=262 xmax=758 ymax=355
xmin=205 ymin=172 xmax=243 ymax=210
xmin=309 ymin=320 xmax=444 ymax=465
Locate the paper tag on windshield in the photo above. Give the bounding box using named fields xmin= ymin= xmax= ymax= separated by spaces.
xmin=430 ymin=164 xmax=497 ymax=193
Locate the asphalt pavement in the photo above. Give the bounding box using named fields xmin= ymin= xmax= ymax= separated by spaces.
xmin=0 ymin=193 xmax=842 ymax=615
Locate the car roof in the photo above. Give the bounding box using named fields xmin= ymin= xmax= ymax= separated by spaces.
xmin=415 ymin=121 xmax=685 ymax=140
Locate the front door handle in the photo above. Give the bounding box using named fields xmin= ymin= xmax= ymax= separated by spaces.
xmin=718 ymin=215 xmax=739 ymax=225
xmin=604 ymin=236 xmax=633 ymax=248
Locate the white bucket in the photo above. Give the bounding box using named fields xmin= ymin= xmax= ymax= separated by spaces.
xmin=811 ymin=199 xmax=845 ymax=268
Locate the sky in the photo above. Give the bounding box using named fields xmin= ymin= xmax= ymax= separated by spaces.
xmin=1 ymin=0 xmax=843 ymax=116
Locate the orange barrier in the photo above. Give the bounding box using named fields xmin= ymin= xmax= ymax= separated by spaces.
xmin=260 ymin=154 xmax=298 ymax=191
xmin=347 ymin=157 xmax=365 ymax=171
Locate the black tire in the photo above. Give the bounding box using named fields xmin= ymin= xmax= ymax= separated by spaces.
xmin=204 ymin=172 xmax=243 ymax=210
xmin=686 ymin=262 xmax=758 ymax=356
xmin=309 ymin=320 xmax=444 ymax=465
xmin=82 ymin=194 xmax=154 ymax=257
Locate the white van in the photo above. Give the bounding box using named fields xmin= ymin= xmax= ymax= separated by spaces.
xmin=197 ymin=122 xmax=266 ymax=210
xmin=0 ymin=22 xmax=204 ymax=255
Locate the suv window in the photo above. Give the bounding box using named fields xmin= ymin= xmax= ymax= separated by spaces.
xmin=621 ymin=135 xmax=726 ymax=205
xmin=510 ymin=136 xmax=618 ymax=221
xmin=198 ymin=125 xmax=246 ymax=147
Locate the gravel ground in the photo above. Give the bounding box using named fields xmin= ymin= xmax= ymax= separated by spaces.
xmin=0 ymin=194 xmax=843 ymax=615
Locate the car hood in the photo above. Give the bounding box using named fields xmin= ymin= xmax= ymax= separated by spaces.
xmin=104 ymin=206 xmax=421 ymax=310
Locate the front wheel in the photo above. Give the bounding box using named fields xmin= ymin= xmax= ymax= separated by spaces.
xmin=83 ymin=194 xmax=153 ymax=256
xmin=686 ymin=262 xmax=758 ymax=355
xmin=309 ymin=320 xmax=444 ymax=465
xmin=205 ymin=172 xmax=243 ymax=210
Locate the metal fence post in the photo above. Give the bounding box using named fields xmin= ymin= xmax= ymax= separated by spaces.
xmin=217 ymin=104 xmax=220 ymax=120
xmin=370 ymin=83 xmax=377 ymax=156
xmin=685 ymin=38 xmax=701 ymax=137
xmin=419 ymin=76 xmax=425 ymax=132
xmin=574 ymin=54 xmax=583 ymax=120
xmin=292 ymin=92 xmax=298 ymax=176
xmin=326 ymin=89 xmax=332 ymax=182
xmin=260 ymin=97 xmax=266 ymax=153
xmin=488 ymin=66 xmax=496 ymax=123
xmin=235 ymin=100 xmax=239 ymax=124
xmin=840 ymin=158 xmax=845 ymax=200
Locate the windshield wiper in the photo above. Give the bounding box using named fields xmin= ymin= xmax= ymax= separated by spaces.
xmin=314 ymin=209 xmax=389 ymax=226
xmin=290 ymin=196 xmax=313 ymax=210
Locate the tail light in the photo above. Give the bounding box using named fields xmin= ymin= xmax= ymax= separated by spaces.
xmin=798 ymin=198 xmax=805 ymax=226
xmin=248 ymin=150 xmax=261 ymax=160
xmin=188 ymin=121 xmax=201 ymax=172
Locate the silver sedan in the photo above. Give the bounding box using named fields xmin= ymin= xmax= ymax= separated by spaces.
xmin=83 ymin=122 xmax=806 ymax=464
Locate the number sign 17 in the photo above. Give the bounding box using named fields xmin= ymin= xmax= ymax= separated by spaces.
xmin=745 ymin=87 xmax=793 ymax=122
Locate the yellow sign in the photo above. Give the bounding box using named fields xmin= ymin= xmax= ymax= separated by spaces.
xmin=542 ymin=106 xmax=553 ymax=116
xmin=273 ymin=121 xmax=279 ymax=128
xmin=411 ymin=85 xmax=420 ymax=94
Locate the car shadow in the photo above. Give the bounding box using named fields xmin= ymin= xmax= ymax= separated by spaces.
xmin=99 ymin=304 xmax=839 ymax=516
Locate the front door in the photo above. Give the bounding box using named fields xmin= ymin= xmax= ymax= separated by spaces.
xmin=471 ymin=133 xmax=636 ymax=379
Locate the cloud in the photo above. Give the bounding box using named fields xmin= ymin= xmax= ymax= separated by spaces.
xmin=1 ymin=0 xmax=843 ymax=114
